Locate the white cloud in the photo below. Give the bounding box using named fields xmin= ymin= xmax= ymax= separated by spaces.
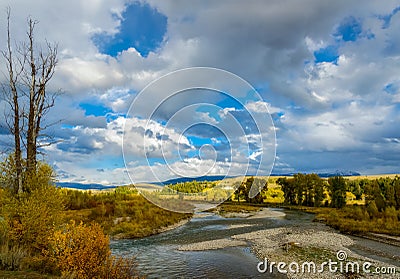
xmin=218 ymin=107 xmax=236 ymax=118
xmin=2 ymin=0 xmax=400 ymax=182
xmin=245 ymin=101 xmax=282 ymax=114
xmin=56 ymin=57 xmax=124 ymax=92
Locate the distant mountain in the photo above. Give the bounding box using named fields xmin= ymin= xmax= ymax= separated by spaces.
xmin=317 ymin=170 xmax=361 ymax=178
xmin=56 ymin=182 xmax=116 ymax=190
xmin=271 ymin=170 xmax=361 ymax=178
xmin=57 ymin=171 xmax=360 ymax=189
xmin=157 ymin=171 xmax=361 ymax=185
xmin=160 ymin=175 xmax=230 ymax=185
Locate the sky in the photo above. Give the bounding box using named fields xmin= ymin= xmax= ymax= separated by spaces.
xmin=0 ymin=0 xmax=400 ymax=185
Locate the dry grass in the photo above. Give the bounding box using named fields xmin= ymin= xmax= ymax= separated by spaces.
xmin=0 ymin=270 xmax=58 ymax=278
xmin=344 ymin=174 xmax=399 ymax=180
xmin=210 ymin=201 xmax=264 ymax=213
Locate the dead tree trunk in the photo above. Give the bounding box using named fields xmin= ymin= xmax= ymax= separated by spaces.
xmin=24 ymin=18 xmax=58 ymax=174
xmin=1 ymin=9 xmax=58 ymax=193
xmin=2 ymin=9 xmax=23 ymax=194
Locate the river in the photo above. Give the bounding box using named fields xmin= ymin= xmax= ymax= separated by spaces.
xmin=110 ymin=208 xmax=399 ymax=278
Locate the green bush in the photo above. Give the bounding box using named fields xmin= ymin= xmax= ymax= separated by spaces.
xmin=367 ymin=201 xmax=379 ymax=218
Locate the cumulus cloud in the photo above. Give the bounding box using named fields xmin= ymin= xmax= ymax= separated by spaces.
xmin=1 ymin=0 xmax=400 ymax=182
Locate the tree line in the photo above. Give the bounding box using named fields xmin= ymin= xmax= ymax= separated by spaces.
xmin=233 ymin=177 xmax=268 ymax=204
xmin=164 ymin=180 xmax=216 ymax=194
xmin=277 ymin=173 xmax=400 ymax=211
xmin=348 ymin=176 xmax=400 ymax=211
xmin=160 ymin=177 xmax=268 ymax=204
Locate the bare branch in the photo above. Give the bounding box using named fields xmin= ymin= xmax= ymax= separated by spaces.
xmin=1 ymin=9 xmax=60 ymax=193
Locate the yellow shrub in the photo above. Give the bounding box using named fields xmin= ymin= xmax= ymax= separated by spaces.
xmin=47 ymin=221 xmax=142 ymax=279
xmin=48 ymin=221 xmax=110 ymax=279
xmin=1 ymin=184 xmax=64 ymax=252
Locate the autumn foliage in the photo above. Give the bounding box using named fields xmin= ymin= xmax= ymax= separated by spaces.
xmin=0 ymin=160 xmax=143 ymax=278
xmin=46 ymin=220 xmax=142 ymax=278
xmin=47 ymin=221 xmax=109 ymax=278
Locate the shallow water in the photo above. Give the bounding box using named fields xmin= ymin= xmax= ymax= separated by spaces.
xmin=110 ymin=209 xmax=291 ymax=278
xmin=349 ymin=235 xmax=400 ymax=267
xmin=110 ymin=209 xmax=398 ymax=278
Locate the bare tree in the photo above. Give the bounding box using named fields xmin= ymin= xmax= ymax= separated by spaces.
xmin=1 ymin=8 xmax=58 ymax=194
xmin=24 ymin=17 xmax=58 ymax=174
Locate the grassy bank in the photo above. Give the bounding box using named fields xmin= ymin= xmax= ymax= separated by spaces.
xmin=210 ymin=201 xmax=265 ymax=214
xmin=62 ymin=187 xmax=192 ymax=239
xmin=315 ymin=206 xmax=400 ymax=236
xmin=280 ymin=205 xmax=400 ymax=236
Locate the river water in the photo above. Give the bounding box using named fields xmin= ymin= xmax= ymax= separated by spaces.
xmin=110 ymin=209 xmax=399 ymax=278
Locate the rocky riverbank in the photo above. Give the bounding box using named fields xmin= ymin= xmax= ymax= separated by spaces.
xmin=178 ymin=208 xmax=399 ymax=278
xmin=154 ymin=218 xmax=191 ymax=234
xmin=234 ymin=222 xmax=399 ymax=278
xmin=232 ymin=223 xmax=351 ymax=279
xmin=220 ymin=207 xmax=286 ymax=218
xmin=178 ymin=208 xmax=284 ymax=251
xmin=178 ymin=238 xmax=247 ymax=251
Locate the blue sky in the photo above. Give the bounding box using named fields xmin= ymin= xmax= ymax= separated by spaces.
xmin=1 ymin=0 xmax=400 ymax=184
xmin=92 ymin=1 xmax=167 ymax=57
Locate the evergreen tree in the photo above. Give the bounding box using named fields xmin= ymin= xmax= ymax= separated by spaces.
xmin=328 ymin=176 xmax=347 ymax=208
